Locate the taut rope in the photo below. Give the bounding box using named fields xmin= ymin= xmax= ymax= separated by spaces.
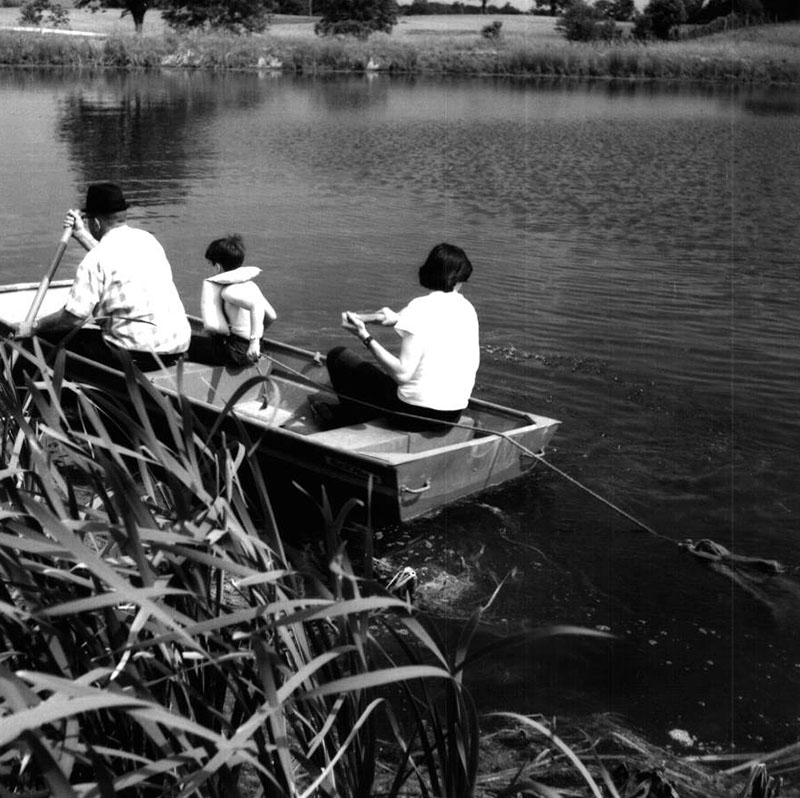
xmin=261 ymin=352 xmax=664 ymax=540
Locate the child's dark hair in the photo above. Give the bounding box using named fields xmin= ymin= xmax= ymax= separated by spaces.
xmin=418 ymin=243 xmax=473 ymax=292
xmin=205 ymin=234 xmax=246 ymax=271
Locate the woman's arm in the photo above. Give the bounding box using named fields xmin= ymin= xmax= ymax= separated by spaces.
xmin=342 ymin=311 xmax=422 ymax=384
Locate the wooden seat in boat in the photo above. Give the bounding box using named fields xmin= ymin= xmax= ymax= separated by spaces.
xmin=307 ymin=416 xmax=476 ymax=456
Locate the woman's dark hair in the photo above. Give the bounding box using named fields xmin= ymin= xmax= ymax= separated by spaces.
xmin=418 ymin=243 xmax=473 ymax=292
xmin=205 ymin=234 xmax=245 ymax=271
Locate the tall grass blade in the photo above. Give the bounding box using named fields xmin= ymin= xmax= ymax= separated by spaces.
xmin=490 ymin=712 xmax=607 ymax=798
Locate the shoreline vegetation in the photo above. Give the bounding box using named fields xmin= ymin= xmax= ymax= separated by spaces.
xmin=0 ymin=10 xmax=799 ymax=82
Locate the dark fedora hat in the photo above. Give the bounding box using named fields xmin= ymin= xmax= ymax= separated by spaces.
xmin=82 ymin=182 xmax=129 ymax=216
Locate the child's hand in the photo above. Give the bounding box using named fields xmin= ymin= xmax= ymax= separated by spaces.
xmin=247 ymin=339 xmax=261 ymax=362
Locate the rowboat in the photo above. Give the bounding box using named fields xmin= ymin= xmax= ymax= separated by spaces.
xmin=0 ymin=279 xmax=560 ymax=526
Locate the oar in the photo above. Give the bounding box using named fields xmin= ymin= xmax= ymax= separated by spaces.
xmin=19 ymin=226 xmax=73 ymax=335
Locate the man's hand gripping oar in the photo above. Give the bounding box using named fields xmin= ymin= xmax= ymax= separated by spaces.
xmin=15 ymin=225 xmax=73 ymax=339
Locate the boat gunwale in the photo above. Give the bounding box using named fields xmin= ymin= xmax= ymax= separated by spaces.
xmin=151 ymin=366 xmax=558 ymax=467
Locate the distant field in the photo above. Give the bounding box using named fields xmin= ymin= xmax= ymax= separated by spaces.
xmin=0 ymin=7 xmax=561 ymax=40
xmin=1 ymin=7 xmax=799 ymax=50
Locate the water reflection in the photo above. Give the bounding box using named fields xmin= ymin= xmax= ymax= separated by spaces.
xmin=742 ymin=86 xmax=800 ymax=115
xmin=55 ymin=72 xmax=274 ymax=207
xmin=307 ymin=74 xmax=390 ymax=111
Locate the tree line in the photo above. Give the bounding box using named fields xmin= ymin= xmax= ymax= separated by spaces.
xmin=17 ymin=0 xmax=799 ymax=42
xmin=556 ymin=0 xmax=797 ymax=43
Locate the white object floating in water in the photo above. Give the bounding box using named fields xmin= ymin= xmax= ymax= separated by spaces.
xmin=366 ymin=58 xmax=380 ymax=71
xmin=667 ymin=729 xmax=696 ymax=748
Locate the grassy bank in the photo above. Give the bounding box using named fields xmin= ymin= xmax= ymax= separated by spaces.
xmin=0 ymin=10 xmax=799 ymax=82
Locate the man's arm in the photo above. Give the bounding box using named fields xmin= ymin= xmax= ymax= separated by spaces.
xmin=64 ymin=209 xmax=99 ymax=252
xmin=16 ymin=307 xmax=85 ymax=339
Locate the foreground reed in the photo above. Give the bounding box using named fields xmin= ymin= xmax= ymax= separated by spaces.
xmin=0 ymin=338 xmax=615 ymax=797
xmin=0 ymin=20 xmax=798 ymax=82
xmin=0 ymin=338 xmax=790 ymax=796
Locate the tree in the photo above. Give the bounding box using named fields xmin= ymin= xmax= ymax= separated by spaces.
xmin=694 ymin=0 xmax=764 ymax=21
xmin=272 ymin=0 xmax=308 ymax=13
xmin=19 ymin=0 xmax=70 ymax=28
xmin=634 ymin=0 xmax=686 ymax=38
xmin=534 ymin=0 xmax=570 ymax=16
xmin=595 ymin=0 xmax=634 ymax=20
xmin=315 ymin=0 xmax=398 ymax=38
xmin=762 ymin=0 xmax=799 ymax=19
xmin=73 ymin=1 xmax=151 ymax=35
xmin=556 ymin=0 xmax=617 ymax=38
xmin=160 ymin=0 xmax=272 ymax=32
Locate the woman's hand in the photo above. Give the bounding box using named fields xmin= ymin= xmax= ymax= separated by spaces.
xmin=342 ymin=311 xmax=368 ymax=339
xmin=349 ymin=308 xmax=399 ymax=327
xmin=376 ymin=307 xmax=399 ymax=327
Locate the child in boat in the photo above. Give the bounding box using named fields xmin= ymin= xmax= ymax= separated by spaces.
xmin=201 ymin=234 xmax=277 ymax=367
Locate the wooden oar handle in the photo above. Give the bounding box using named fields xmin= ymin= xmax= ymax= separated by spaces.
xmin=354 ymin=312 xmax=385 ymax=324
xmin=21 ymin=226 xmax=73 ymax=328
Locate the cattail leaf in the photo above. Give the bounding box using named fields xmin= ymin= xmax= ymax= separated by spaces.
xmin=303 ymin=664 xmax=452 ymax=699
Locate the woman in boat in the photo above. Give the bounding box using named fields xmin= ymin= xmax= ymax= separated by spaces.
xmin=201 ymin=234 xmax=277 ymax=367
xmin=322 ymin=242 xmax=479 ymax=430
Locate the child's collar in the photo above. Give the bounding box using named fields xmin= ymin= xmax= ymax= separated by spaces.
xmin=206 ymin=266 xmax=261 ymax=285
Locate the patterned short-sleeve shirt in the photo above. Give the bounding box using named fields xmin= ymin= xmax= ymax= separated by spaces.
xmin=65 ymin=225 xmax=191 ymax=354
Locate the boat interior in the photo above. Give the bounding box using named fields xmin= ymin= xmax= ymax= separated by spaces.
xmin=148 ymin=360 xmax=510 ymax=458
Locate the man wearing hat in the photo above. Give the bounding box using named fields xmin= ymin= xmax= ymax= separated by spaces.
xmin=16 ymin=182 xmax=191 ymax=369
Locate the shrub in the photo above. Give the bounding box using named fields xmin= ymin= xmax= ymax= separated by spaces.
xmin=18 ymin=0 xmax=69 ymax=27
xmin=161 ymin=0 xmax=273 ymax=34
xmin=556 ymin=0 xmax=618 ymax=40
xmin=315 ymin=0 xmax=399 ymax=37
xmin=481 ymin=19 xmax=503 ymax=38
xmin=694 ymin=0 xmax=764 ymax=22
xmin=634 ymin=0 xmax=687 ymax=39
xmin=681 ymin=9 xmax=763 ymax=36
xmin=595 ymin=0 xmax=634 ymax=20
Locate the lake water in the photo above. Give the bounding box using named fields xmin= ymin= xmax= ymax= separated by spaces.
xmin=3 ymin=68 xmax=800 ymax=759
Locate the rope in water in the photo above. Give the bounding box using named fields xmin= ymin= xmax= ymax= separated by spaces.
xmin=260 ymin=351 xmax=664 ymax=540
